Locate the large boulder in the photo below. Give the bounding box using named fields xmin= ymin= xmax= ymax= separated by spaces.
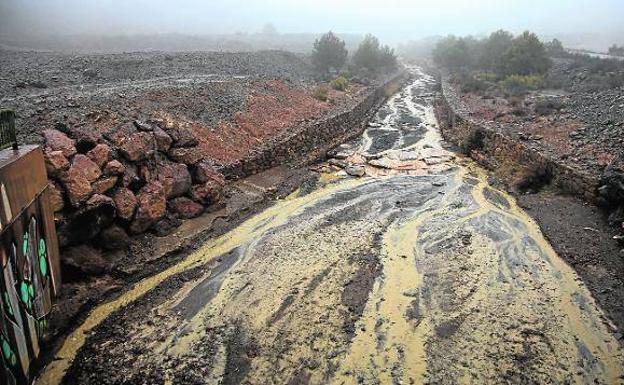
xmin=168 ymin=127 xmax=198 ymax=148
xmin=71 ymin=154 xmax=102 ymax=183
xmin=47 ymin=181 xmax=65 ymax=212
xmin=130 ymin=182 xmax=167 ymax=234
xmin=158 ymin=162 xmax=192 ymax=198
xmin=107 ymin=122 xmax=155 ymax=162
xmin=113 ymin=187 xmax=138 ymax=221
xmin=87 ymin=143 xmax=111 ymax=168
xmin=193 ymin=161 xmax=226 ymax=185
xmin=44 ymin=150 xmax=70 ymax=178
xmin=103 ymin=160 xmax=125 ymax=176
xmin=153 ymin=126 xmax=173 ymax=152
xmin=169 ymin=197 xmax=204 ymax=219
xmin=57 ymin=194 xmax=116 ymax=246
xmin=92 ymin=176 xmax=118 ymax=194
xmin=190 ymin=181 xmax=224 ymax=205
xmin=61 ymin=166 xmax=93 ymax=207
xmin=43 ymin=129 xmax=76 ymax=158
xmin=168 ymin=147 xmax=204 ymax=165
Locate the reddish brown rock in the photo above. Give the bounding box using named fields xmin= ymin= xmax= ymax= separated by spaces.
xmin=153 ymin=126 xmax=173 ymax=152
xmin=168 ymin=127 xmax=198 ymax=148
xmin=103 ymin=160 xmax=125 ymax=176
xmin=193 ymin=161 xmax=226 ymax=185
xmin=44 ymin=150 xmax=70 ymax=177
xmin=107 ymin=123 xmax=155 ymax=161
xmin=47 ymin=181 xmax=65 ymax=212
xmin=113 ymin=187 xmax=137 ymax=220
xmin=43 ymin=129 xmax=76 ymax=158
xmin=71 ymin=154 xmax=101 ymax=183
xmin=61 ymin=245 xmax=110 ymax=277
xmin=169 ymin=197 xmax=204 ymax=219
xmin=119 ymin=131 xmax=155 ymax=161
xmin=190 ymin=181 xmax=224 ymax=205
xmin=168 ymin=147 xmax=204 ymax=165
xmin=61 ymin=166 xmax=93 ymax=207
xmin=87 ymin=143 xmax=111 ymax=168
xmin=121 ymin=163 xmax=141 ymax=190
xmin=130 ymin=182 xmax=166 ymax=233
xmin=158 ymin=162 xmax=192 ymax=198
xmin=92 ymin=176 xmax=118 ymax=194
xmin=58 ymin=194 xmax=116 ymax=246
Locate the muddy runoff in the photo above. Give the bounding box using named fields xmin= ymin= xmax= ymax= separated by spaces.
xmin=38 ymin=68 xmax=624 ymax=385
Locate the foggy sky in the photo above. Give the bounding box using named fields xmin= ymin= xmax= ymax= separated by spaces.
xmin=2 ymin=0 xmax=623 ymax=47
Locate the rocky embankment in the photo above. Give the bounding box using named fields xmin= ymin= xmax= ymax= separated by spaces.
xmin=436 ymin=72 xmax=624 ymax=237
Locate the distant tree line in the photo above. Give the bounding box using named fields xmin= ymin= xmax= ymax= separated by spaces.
xmin=608 ymin=45 xmax=624 ymax=57
xmin=311 ymin=31 xmax=397 ymax=78
xmin=433 ymin=30 xmax=555 ymax=77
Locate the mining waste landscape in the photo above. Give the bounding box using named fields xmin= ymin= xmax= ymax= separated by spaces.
xmin=2 ymin=2 xmax=624 ymax=384
xmin=33 ymin=68 xmax=624 ymax=385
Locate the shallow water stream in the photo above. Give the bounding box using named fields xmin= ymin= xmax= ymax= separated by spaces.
xmin=38 ymin=67 xmax=624 ymax=385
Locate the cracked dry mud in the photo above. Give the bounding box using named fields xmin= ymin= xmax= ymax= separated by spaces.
xmin=37 ymin=68 xmax=624 ymax=385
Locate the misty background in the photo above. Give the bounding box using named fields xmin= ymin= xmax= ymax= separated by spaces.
xmin=1 ymin=0 xmax=623 ymax=53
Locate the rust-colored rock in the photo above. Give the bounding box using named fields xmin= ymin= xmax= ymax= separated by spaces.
xmin=44 ymin=150 xmax=70 ymax=177
xmin=158 ymin=162 xmax=192 ymax=198
xmin=43 ymin=129 xmax=76 ymax=158
xmin=190 ymin=180 xmax=224 ymax=205
xmin=93 ymin=176 xmax=118 ymax=194
xmin=168 ymin=147 xmax=204 ymax=165
xmin=71 ymin=154 xmax=102 ymax=183
xmin=130 ymin=182 xmax=166 ymax=233
xmin=153 ymin=126 xmax=173 ymax=152
xmin=48 ymin=181 xmax=65 ymax=212
xmin=103 ymin=160 xmax=125 ymax=176
xmin=107 ymin=123 xmax=155 ymax=162
xmin=168 ymin=127 xmax=198 ymax=148
xmin=58 ymin=194 xmax=116 ymax=246
xmin=87 ymin=143 xmax=111 ymax=168
xmin=61 ymin=166 xmax=93 ymax=207
xmin=119 ymin=131 xmax=155 ymax=162
xmin=113 ymin=187 xmax=137 ymax=220
xmin=169 ymin=197 xmax=204 ymax=219
xmin=193 ymin=161 xmax=226 ymax=185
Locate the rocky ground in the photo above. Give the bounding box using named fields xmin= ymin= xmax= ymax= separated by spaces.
xmin=0 ymin=48 xmax=383 ymax=360
xmin=455 ymin=57 xmax=624 ymax=177
xmin=34 ymin=68 xmax=624 ymax=385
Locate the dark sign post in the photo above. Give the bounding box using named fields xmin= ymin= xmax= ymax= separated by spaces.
xmin=0 ymin=111 xmax=18 ymax=151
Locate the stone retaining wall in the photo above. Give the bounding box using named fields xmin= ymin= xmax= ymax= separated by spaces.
xmin=42 ymin=71 xmax=408 ymax=263
xmin=220 ymin=71 xmax=409 ymax=179
xmin=435 ymin=76 xmax=601 ymax=202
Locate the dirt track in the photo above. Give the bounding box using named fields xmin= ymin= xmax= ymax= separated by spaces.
xmin=37 ymin=68 xmax=624 ymax=385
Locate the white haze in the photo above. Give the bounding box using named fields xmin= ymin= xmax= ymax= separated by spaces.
xmin=1 ymin=0 xmax=623 ymax=52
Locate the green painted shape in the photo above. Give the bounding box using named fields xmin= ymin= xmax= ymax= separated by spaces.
xmin=20 ymin=282 xmax=28 ymax=304
xmin=39 ymin=238 xmax=48 ymax=277
xmin=3 ymin=292 xmax=13 ymax=316
xmin=28 ymin=283 xmax=34 ymax=297
xmin=1 ymin=339 xmax=10 ymax=360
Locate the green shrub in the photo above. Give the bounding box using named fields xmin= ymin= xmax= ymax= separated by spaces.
xmin=501 ymin=74 xmax=544 ymax=95
xmin=312 ymin=85 xmax=329 ymax=101
xmin=330 ymin=76 xmax=349 ymax=91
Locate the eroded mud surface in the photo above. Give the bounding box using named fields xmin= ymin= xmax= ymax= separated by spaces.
xmin=37 ymin=68 xmax=624 ymax=385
